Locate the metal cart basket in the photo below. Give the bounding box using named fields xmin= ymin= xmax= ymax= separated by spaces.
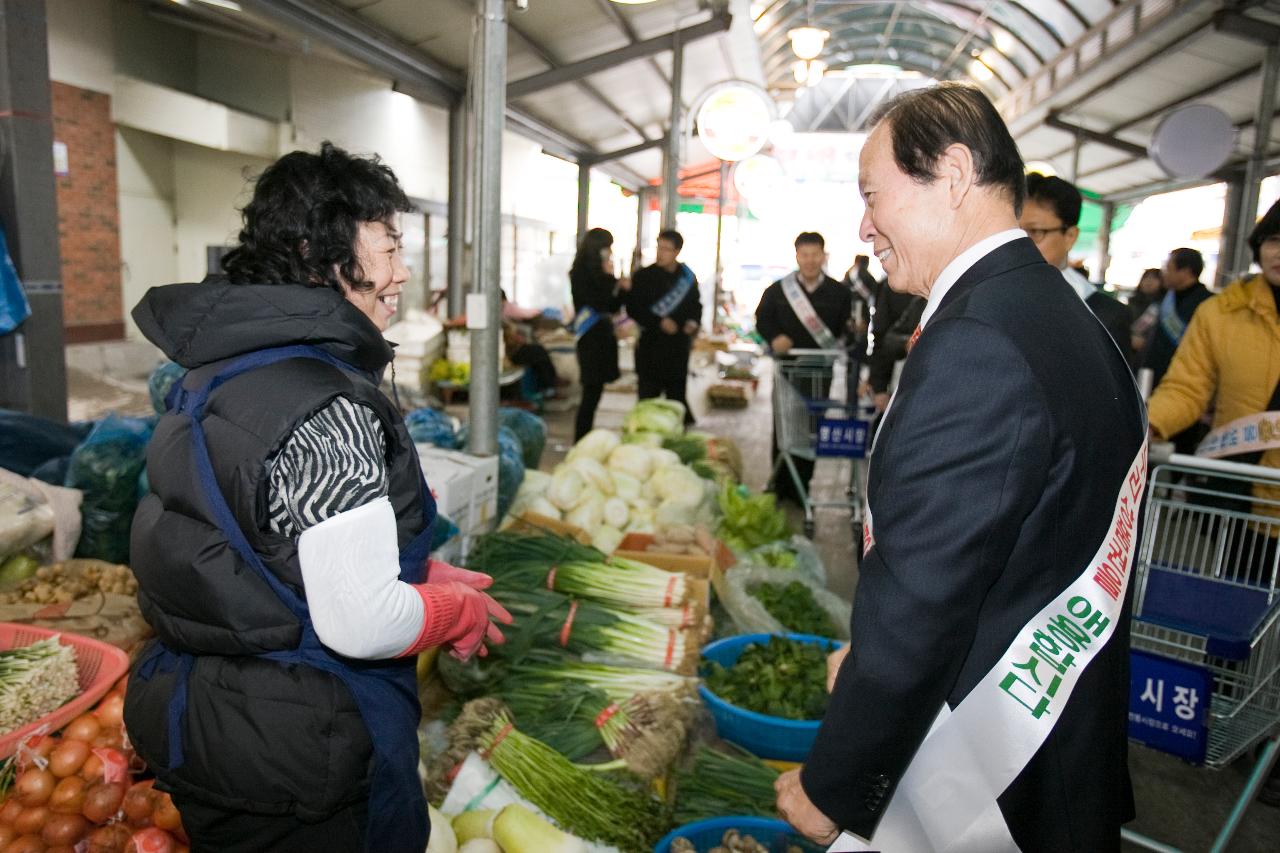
xmin=1124 ymin=453 xmax=1280 ymax=853
xmin=767 ymin=349 xmax=867 ymax=538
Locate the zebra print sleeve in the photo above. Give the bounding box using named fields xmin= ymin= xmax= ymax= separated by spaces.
xmin=267 ymin=396 xmax=390 ymax=536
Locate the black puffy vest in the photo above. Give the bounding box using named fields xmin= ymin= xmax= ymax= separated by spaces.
xmin=124 ymin=280 xmax=426 ymax=818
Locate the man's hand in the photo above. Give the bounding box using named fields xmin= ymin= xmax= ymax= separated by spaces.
xmin=873 ymin=392 xmax=890 ymax=413
xmin=682 ymin=319 xmax=700 ymax=337
xmin=827 ymin=643 xmax=850 ymax=693
xmin=660 ymin=317 xmax=679 ymax=334
xmin=775 ymin=769 xmax=839 ymax=845
xmin=771 ymin=334 xmax=793 ymax=354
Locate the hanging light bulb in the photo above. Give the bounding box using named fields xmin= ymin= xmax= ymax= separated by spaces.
xmin=788 ymin=27 xmax=829 ymax=61
xmin=805 ymin=59 xmax=827 ymax=87
xmin=792 ymin=59 xmax=810 ymax=84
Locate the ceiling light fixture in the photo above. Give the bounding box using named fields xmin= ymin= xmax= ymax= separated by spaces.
xmin=788 ymin=26 xmax=830 ymax=61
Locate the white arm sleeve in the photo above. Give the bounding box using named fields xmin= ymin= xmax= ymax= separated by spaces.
xmin=297 ymin=496 xmax=424 ymax=659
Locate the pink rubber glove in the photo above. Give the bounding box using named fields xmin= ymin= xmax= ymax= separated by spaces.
xmin=425 ymin=559 xmax=494 ymax=590
xmin=399 ymin=581 xmax=513 ymax=660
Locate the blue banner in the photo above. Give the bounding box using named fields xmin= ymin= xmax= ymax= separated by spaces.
xmin=816 ymin=416 xmax=869 ymax=459
xmin=1128 ymin=649 xmax=1212 ymax=764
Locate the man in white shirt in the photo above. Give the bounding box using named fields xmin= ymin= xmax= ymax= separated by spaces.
xmin=775 ymin=82 xmax=1146 ymax=853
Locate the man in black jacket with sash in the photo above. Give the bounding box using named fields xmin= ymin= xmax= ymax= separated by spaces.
xmin=755 ymin=232 xmax=853 ymax=503
xmin=775 ymin=83 xmax=1145 ymax=853
xmin=626 ymin=229 xmax=701 ymax=425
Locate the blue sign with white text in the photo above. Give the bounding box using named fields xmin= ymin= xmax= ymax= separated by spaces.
xmin=1128 ymin=650 xmax=1212 ymax=764
xmin=816 ymin=417 xmax=869 ymax=458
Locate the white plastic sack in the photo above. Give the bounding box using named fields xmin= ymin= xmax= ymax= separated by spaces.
xmin=736 ymin=535 xmax=827 ymax=585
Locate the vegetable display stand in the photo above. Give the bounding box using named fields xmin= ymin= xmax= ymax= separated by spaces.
xmin=656 ymin=817 xmax=824 ymax=853
xmin=698 ymin=634 xmax=838 ymax=762
xmin=0 ymin=623 xmax=130 ymax=758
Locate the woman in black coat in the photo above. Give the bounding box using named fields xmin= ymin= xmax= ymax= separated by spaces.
xmin=570 ymin=228 xmax=629 ymax=440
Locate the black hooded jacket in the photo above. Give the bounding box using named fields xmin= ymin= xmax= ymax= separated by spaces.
xmin=124 ymin=277 xmax=427 ymax=818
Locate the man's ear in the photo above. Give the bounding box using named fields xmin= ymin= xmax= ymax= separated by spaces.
xmin=938 ymin=143 xmax=976 ymax=209
xmin=1065 ymin=225 xmax=1080 ymax=253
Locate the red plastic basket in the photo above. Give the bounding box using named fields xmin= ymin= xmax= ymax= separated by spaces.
xmin=0 ymin=622 xmax=131 ymax=759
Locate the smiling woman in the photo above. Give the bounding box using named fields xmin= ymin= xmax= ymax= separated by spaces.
xmin=124 ymin=142 xmax=512 ymax=853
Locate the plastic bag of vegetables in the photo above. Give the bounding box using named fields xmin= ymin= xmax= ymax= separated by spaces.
xmin=66 ymin=414 xmax=154 ymax=564
xmin=406 ymin=407 xmax=460 ymax=449
xmin=719 ymin=563 xmax=850 ymax=640
xmin=146 ymin=359 xmax=187 ymax=415
xmin=736 ymin=535 xmax=827 ymax=585
xmin=498 ymin=408 xmax=547 ymax=469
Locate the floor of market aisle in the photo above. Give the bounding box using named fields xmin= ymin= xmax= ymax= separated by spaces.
xmin=528 ymin=357 xmax=1280 ymax=853
xmin=65 ymin=343 xmax=1280 ymax=850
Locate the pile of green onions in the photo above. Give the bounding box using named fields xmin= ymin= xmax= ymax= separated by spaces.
xmin=672 ymin=745 xmax=781 ymax=826
xmin=501 ymin=675 xmax=686 ymax=778
xmin=493 ymin=588 xmax=694 ymax=673
xmin=455 ymin=699 xmax=668 ymax=852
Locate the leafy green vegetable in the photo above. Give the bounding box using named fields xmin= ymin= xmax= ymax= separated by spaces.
xmin=751 ymin=581 xmax=837 ymax=638
xmin=661 ymin=433 xmax=707 ymax=465
xmin=623 ymin=400 xmax=685 ymax=437
xmin=703 ymin=637 xmax=828 ymax=720
xmin=716 ymin=484 xmax=790 ymax=552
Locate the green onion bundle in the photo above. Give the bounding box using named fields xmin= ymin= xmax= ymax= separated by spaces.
xmin=469 ymin=530 xmax=602 ymax=569
xmin=494 ymin=588 xmax=694 ymax=673
xmin=454 ymin=699 xmax=668 ymax=852
xmin=502 ymin=676 xmax=686 ymax=778
xmin=0 ymin=636 xmax=79 ymax=735
xmin=490 ymin=559 xmax=690 ymax=611
xmin=673 ymin=745 xmax=781 ymax=826
xmin=509 ymin=649 xmax=698 ymax=705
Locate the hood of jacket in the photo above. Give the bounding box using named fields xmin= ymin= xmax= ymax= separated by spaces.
xmin=132 ymin=276 xmax=394 ymax=373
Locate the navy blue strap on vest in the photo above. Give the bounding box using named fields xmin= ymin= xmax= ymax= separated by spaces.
xmin=140 ymin=343 xmax=432 ymax=853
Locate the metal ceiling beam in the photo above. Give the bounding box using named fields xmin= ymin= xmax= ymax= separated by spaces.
xmin=763 ymin=16 xmax=1029 ymax=81
xmin=820 ymin=34 xmax=1014 ymax=92
xmin=1213 ymin=9 xmax=1280 ymax=45
xmin=238 ymin=0 xmax=462 ymax=107
xmin=1045 ymin=114 xmax=1148 ymax=159
xmin=1041 ymin=64 xmax=1260 ymax=162
xmin=587 ymin=136 xmax=667 ymax=165
xmin=508 ymin=13 xmax=730 ymax=100
xmin=494 ymin=4 xmax=652 ymax=143
xmin=590 ymin=0 xmax=683 ymax=108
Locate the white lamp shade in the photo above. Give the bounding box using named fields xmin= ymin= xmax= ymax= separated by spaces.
xmin=788 ymin=27 xmax=829 ymax=61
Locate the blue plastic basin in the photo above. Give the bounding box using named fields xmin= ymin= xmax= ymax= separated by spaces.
xmin=698 ymin=633 xmax=839 ymax=762
xmin=655 ymin=816 xmax=825 ymax=853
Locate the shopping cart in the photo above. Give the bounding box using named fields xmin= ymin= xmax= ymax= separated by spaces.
xmin=767 ymin=349 xmax=867 ymax=538
xmin=1124 ymin=453 xmax=1280 ymax=853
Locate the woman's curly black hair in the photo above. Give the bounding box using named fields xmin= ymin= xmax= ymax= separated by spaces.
xmin=221 ymin=141 xmax=413 ymax=294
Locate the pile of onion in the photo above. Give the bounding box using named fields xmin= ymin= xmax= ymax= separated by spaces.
xmin=0 ymin=678 xmax=187 ymax=853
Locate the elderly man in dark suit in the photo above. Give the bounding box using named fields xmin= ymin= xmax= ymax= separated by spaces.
xmin=775 ymin=83 xmax=1147 ymax=853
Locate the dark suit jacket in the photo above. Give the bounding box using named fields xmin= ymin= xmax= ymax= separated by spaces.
xmin=1087 ymin=289 xmax=1136 ymax=369
xmin=801 ymin=238 xmax=1145 ymax=852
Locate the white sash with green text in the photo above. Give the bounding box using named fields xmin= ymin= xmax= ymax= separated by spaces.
xmin=836 ymin=438 xmax=1149 ymax=852
xmin=781 ymin=273 xmax=839 ymax=350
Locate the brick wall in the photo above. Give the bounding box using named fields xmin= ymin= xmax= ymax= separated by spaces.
xmin=52 ymin=82 xmax=124 ymax=342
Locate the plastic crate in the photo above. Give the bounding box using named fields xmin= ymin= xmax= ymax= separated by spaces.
xmin=655 ymin=816 xmax=825 ymax=853
xmin=699 ymin=633 xmax=839 ymax=762
xmin=0 ymin=622 xmax=130 ymax=758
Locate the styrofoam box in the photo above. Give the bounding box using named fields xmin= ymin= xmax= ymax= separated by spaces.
xmin=417 ymin=446 xmax=499 ymax=535
xmin=417 ymin=444 xmax=476 ymax=534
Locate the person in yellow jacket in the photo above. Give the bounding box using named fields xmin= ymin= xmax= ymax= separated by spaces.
xmin=1150 ymin=197 xmax=1280 ymax=805
xmin=1148 ymin=198 xmax=1280 ymax=586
